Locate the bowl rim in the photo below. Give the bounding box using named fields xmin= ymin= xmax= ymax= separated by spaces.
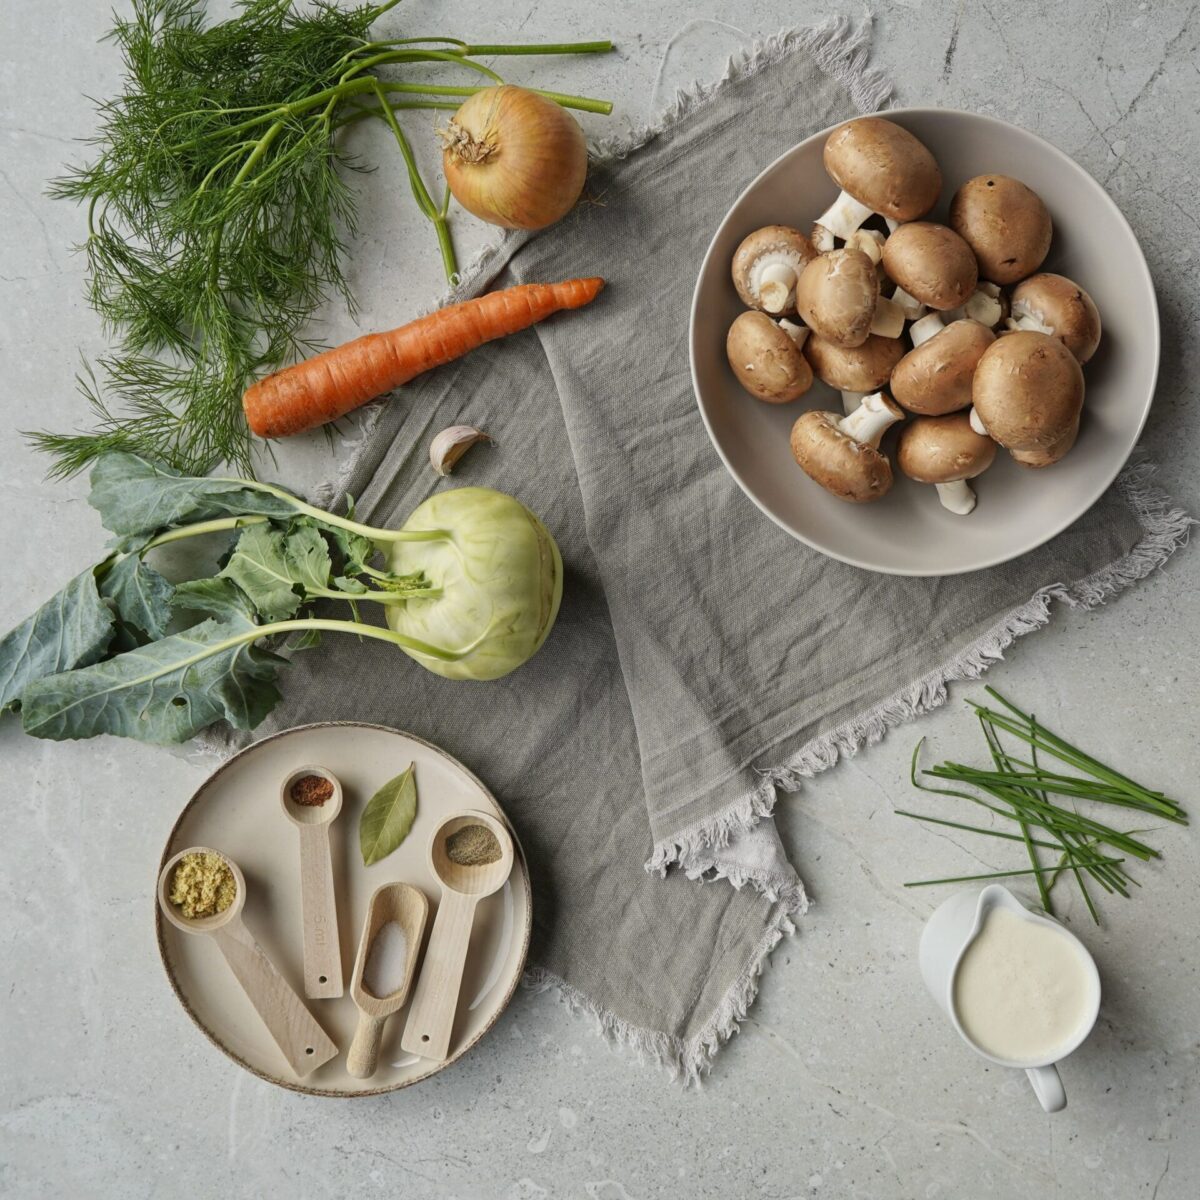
xmin=688 ymin=106 xmax=1161 ymax=577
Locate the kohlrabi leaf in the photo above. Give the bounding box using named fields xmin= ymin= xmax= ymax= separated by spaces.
xmin=171 ymin=578 xmax=258 ymax=622
xmin=359 ymin=764 xmax=419 ymax=866
xmin=89 ymin=452 xmax=298 ymax=537
xmin=322 ymin=523 xmax=376 ymax=577
xmin=219 ymin=523 xmax=332 ymax=621
xmin=98 ymin=549 xmax=174 ymax=639
xmin=19 ymin=611 xmax=283 ymax=743
xmin=0 ymin=569 xmax=116 ymax=712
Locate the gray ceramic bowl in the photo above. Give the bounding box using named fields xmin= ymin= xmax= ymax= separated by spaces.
xmin=689 ymin=108 xmax=1158 ymax=575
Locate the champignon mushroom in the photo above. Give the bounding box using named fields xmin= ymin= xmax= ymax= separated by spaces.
xmin=795 ymin=248 xmax=904 ymax=347
xmin=891 ymin=320 xmax=995 ymax=415
xmin=1007 ymin=273 xmax=1101 ymax=364
xmin=1010 ymin=415 xmax=1080 ymax=468
xmin=804 ymin=332 xmax=907 ymax=393
xmin=949 ymin=175 xmax=1052 ymax=285
xmin=725 ymin=311 xmax=813 ymax=403
xmin=898 ymin=412 xmax=997 ymax=515
xmin=969 ymin=331 xmax=1084 ymax=455
xmin=731 ymin=225 xmax=818 ymax=314
xmin=814 ymin=117 xmax=941 ymax=242
xmin=790 ymin=391 xmax=905 ymax=503
xmin=881 ymin=221 xmax=978 ymax=311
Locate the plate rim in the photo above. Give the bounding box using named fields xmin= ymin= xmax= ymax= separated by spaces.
xmin=688 ymin=105 xmax=1161 ymax=576
xmin=154 ymin=720 xmax=533 ymax=1098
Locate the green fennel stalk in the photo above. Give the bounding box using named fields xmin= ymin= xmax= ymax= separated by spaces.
xmin=33 ymin=0 xmax=614 ymax=478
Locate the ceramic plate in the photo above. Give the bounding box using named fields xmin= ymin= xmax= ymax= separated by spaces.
xmin=156 ymin=722 xmax=531 ymax=1096
xmin=689 ymin=108 xmax=1159 ymax=575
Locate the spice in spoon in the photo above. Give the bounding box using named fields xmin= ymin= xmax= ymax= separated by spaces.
xmin=169 ymin=851 xmax=236 ymax=920
xmin=445 ymin=823 xmax=501 ymax=867
xmin=290 ymin=774 xmax=334 ymax=807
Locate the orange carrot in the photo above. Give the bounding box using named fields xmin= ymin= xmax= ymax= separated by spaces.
xmin=243 ymin=276 xmax=605 ymax=438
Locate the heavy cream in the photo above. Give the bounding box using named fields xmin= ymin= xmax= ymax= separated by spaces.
xmin=952 ymin=906 xmax=1093 ymax=1063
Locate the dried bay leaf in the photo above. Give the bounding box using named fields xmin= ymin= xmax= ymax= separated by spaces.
xmin=360 ymin=764 xmax=419 ymax=866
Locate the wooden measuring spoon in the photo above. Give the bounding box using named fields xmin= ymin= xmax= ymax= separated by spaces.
xmin=158 ymin=847 xmax=338 ymax=1077
xmin=401 ymin=811 xmax=514 ymax=1062
xmin=346 ymin=882 xmax=429 ymax=1079
xmin=280 ymin=765 xmax=344 ymax=999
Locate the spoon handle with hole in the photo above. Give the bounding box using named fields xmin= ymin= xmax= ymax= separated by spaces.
xmin=401 ymin=890 xmax=478 ymax=1061
xmin=346 ymin=1012 xmax=387 ymax=1079
xmin=297 ymin=823 xmax=343 ymax=999
xmin=212 ymin=916 xmax=339 ymax=1076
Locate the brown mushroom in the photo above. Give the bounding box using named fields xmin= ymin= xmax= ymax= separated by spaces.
xmin=790 ymin=392 xmax=905 ymax=503
xmin=815 ymin=117 xmax=941 ymax=241
xmin=898 ymin=413 xmax=997 ymax=514
xmin=795 ymin=248 xmax=904 ymax=348
xmin=804 ymin=333 xmax=906 ymax=392
xmin=731 ymin=225 xmax=818 ymax=314
xmin=949 ymin=175 xmax=1052 ymax=285
xmin=725 ymin=311 xmax=813 ymax=403
xmin=1008 ymin=273 xmax=1101 ymax=364
xmin=1010 ymin=415 xmax=1080 ymax=468
xmin=882 ymin=221 xmax=978 ymax=311
xmin=891 ymin=320 xmax=995 ymax=415
xmin=970 ymin=331 xmax=1084 ymax=455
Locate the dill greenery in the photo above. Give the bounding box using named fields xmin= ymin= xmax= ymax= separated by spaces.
xmin=34 ymin=0 xmax=612 ymax=477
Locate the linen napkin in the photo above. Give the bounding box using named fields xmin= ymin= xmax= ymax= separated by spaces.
xmin=220 ymin=20 xmax=1189 ymax=1078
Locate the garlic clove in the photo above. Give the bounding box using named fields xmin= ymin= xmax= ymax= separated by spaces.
xmin=429 ymin=425 xmax=493 ymax=476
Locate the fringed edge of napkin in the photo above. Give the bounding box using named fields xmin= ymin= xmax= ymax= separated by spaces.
xmin=647 ymin=461 xmax=1193 ymax=890
xmin=522 ymin=894 xmax=799 ymax=1086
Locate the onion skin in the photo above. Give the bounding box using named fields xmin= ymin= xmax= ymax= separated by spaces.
xmin=441 ymin=85 xmax=588 ymax=230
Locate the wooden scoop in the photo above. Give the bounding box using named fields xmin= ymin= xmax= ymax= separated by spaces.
xmin=280 ymin=765 xmax=344 ymax=999
xmin=401 ymin=811 xmax=514 ymax=1062
xmin=346 ymin=882 xmax=429 ymax=1079
xmin=158 ymin=847 xmax=338 ymax=1077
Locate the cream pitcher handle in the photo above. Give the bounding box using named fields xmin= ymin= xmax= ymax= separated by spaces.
xmin=1026 ymin=1064 xmax=1067 ymax=1112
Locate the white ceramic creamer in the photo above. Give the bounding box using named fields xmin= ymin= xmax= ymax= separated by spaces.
xmin=919 ymin=885 xmax=1101 ymax=1112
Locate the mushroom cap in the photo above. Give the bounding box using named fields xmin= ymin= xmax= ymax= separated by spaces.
xmin=949 ymin=175 xmax=1052 ymax=285
xmin=823 ymin=117 xmax=941 ymax=221
xmin=891 ymin=320 xmax=995 ymax=415
xmin=1010 ymin=273 xmax=1102 ymax=364
xmin=731 ymin=225 xmax=817 ymax=313
xmin=881 ymin=222 xmax=978 ymax=311
xmin=972 ymin=331 xmax=1084 ymax=451
xmin=898 ymin=412 xmax=997 ymax=483
xmin=790 ymin=410 xmax=894 ymax=503
xmin=1010 ymin=414 xmax=1080 ymax=468
xmin=795 ymin=248 xmax=879 ymax=348
xmin=725 ymin=311 xmax=813 ymax=403
xmin=804 ymin=332 xmax=906 ymax=392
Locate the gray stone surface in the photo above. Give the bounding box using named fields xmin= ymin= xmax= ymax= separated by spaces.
xmin=2 ymin=1 xmax=1197 ymax=1196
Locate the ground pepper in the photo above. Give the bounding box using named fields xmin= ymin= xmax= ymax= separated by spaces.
xmin=445 ymin=823 xmax=501 ymax=866
xmin=290 ymin=774 xmax=334 ymax=806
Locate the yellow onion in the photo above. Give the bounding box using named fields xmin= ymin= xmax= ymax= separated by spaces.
xmin=440 ymin=86 xmax=588 ymax=230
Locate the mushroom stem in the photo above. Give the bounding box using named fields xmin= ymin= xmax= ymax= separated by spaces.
xmin=884 ymin=217 xmax=901 ymax=234
xmin=891 ymin=285 xmax=927 ymax=321
xmin=846 ymin=228 xmax=886 ymax=265
xmin=837 ymin=391 xmax=903 ymax=449
xmin=811 ymin=223 xmax=836 ymax=253
xmin=841 ymin=389 xmax=866 ymax=416
xmin=1006 ymin=299 xmax=1053 ymax=335
xmin=778 ymin=318 xmax=809 ymax=348
xmin=814 ymin=191 xmax=874 ymax=242
xmin=910 ymin=312 xmax=945 ymax=348
xmin=934 ymin=479 xmax=977 ymax=516
xmin=758 ymin=262 xmax=799 ymax=313
xmin=968 ymin=407 xmax=988 ymax=436
xmin=870 ymin=296 xmax=905 ymax=339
